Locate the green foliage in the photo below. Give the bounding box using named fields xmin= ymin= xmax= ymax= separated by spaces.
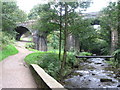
xmin=107 ymin=49 xmax=120 ymax=68
xmin=0 ymin=44 xmax=18 ymax=61
xmin=25 ymin=52 xmax=60 ymax=79
xmin=79 ymin=52 xmax=92 ymax=56
xmin=38 ymin=53 xmax=60 ymax=78
xmin=13 ymin=9 xmax=27 ymax=23
xmin=24 ymin=51 xmax=77 ymax=80
xmin=0 ymin=31 xmax=15 ymax=48
xmin=112 ymin=49 xmax=120 ymax=67
xmin=99 ymin=2 xmax=120 ymax=53
xmin=66 ymin=52 xmax=77 ymax=66
xmin=47 ymin=31 xmax=61 ymax=49
xmin=29 ymin=3 xmax=59 ymax=34
xmin=100 ymin=2 xmax=118 ymax=29
xmin=89 ymin=38 xmax=110 ymax=55
xmin=25 ymin=43 xmax=35 ymax=49
xmin=2 ymin=2 xmax=27 ymax=32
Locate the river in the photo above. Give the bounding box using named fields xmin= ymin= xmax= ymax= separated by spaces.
xmin=63 ymin=58 xmax=120 ymax=89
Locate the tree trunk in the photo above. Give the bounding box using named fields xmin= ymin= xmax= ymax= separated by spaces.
xmin=59 ymin=2 xmax=62 ymax=63
xmin=111 ymin=29 xmax=118 ymax=53
xmin=118 ymin=1 xmax=120 ymax=49
xmin=61 ymin=3 xmax=68 ymax=74
xmin=39 ymin=36 xmax=47 ymax=51
xmin=118 ymin=26 xmax=120 ymax=49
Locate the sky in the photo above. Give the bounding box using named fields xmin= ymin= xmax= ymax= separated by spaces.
xmin=16 ymin=0 xmax=118 ymax=13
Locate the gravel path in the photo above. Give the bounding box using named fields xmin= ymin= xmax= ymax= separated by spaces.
xmin=0 ymin=41 xmax=37 ymax=89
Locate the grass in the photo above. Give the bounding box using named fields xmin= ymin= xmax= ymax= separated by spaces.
xmin=24 ymin=50 xmax=92 ymax=80
xmin=106 ymin=60 xmax=114 ymax=65
xmin=0 ymin=44 xmax=19 ymax=61
xmin=28 ymin=48 xmax=64 ymax=53
xmin=24 ymin=51 xmax=60 ymax=64
xmin=24 ymin=52 xmax=61 ymax=80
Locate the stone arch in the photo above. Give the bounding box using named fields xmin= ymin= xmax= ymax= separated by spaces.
xmin=15 ymin=26 xmax=29 ymax=41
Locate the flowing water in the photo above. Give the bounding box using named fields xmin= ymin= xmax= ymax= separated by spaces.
xmin=63 ymin=58 xmax=120 ymax=89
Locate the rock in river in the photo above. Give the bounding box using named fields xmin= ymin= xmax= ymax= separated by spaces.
xmin=100 ymin=78 xmax=112 ymax=82
xmin=95 ymin=63 xmax=102 ymax=64
xmin=117 ymin=84 xmax=120 ymax=87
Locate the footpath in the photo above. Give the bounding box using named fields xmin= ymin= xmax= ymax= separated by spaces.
xmin=0 ymin=41 xmax=37 ymax=89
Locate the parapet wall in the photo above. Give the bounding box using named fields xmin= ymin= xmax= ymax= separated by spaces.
xmin=30 ymin=64 xmax=67 ymax=90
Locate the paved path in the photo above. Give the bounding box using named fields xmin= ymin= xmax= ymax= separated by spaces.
xmin=0 ymin=42 xmax=37 ymax=89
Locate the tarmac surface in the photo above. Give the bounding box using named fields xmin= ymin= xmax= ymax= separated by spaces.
xmin=0 ymin=41 xmax=37 ymax=89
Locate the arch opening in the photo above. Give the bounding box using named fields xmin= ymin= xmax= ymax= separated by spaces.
xmin=15 ymin=26 xmax=29 ymax=41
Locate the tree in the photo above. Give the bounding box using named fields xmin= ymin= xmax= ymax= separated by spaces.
xmin=29 ymin=1 xmax=92 ymax=78
xmin=30 ymin=3 xmax=59 ymax=51
xmin=2 ymin=2 xmax=27 ymax=33
xmin=117 ymin=1 xmax=120 ymax=49
xmin=52 ymin=1 xmax=92 ymax=77
xmin=100 ymin=2 xmax=119 ymax=53
xmin=2 ymin=2 xmax=18 ymax=32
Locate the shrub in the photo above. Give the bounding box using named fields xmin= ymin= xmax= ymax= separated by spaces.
xmin=37 ymin=53 xmax=60 ymax=79
xmin=25 ymin=43 xmax=35 ymax=49
xmin=25 ymin=52 xmax=60 ymax=79
xmin=79 ymin=52 xmax=92 ymax=56
xmin=0 ymin=31 xmax=15 ymax=49
xmin=24 ymin=51 xmax=77 ymax=80
xmin=112 ymin=49 xmax=120 ymax=67
xmin=66 ymin=52 xmax=77 ymax=66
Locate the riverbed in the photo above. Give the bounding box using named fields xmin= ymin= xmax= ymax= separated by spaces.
xmin=63 ymin=58 xmax=120 ymax=89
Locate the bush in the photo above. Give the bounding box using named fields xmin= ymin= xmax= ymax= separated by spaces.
xmin=24 ymin=51 xmax=76 ymax=80
xmin=25 ymin=52 xmax=60 ymax=79
xmin=112 ymin=49 xmax=120 ymax=67
xmin=25 ymin=43 xmax=35 ymax=49
xmin=88 ymin=39 xmax=109 ymax=55
xmin=79 ymin=52 xmax=92 ymax=56
xmin=0 ymin=31 xmax=15 ymax=49
xmin=66 ymin=52 xmax=77 ymax=66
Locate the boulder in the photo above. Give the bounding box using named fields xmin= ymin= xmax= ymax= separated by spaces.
xmin=101 ymin=64 xmax=104 ymax=66
xmin=95 ymin=63 xmax=102 ymax=64
xmin=117 ymin=84 xmax=120 ymax=87
xmin=92 ymin=73 xmax=96 ymax=75
xmin=73 ymin=65 xmax=79 ymax=68
xmin=100 ymin=78 xmax=112 ymax=82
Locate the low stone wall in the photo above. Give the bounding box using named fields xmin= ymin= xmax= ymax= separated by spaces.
xmin=30 ymin=64 xmax=67 ymax=90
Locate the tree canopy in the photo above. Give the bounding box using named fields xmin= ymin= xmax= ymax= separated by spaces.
xmin=2 ymin=2 xmax=27 ymax=32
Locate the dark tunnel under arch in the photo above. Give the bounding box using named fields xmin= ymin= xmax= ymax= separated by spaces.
xmin=15 ymin=26 xmax=30 ymax=41
xmin=91 ymin=19 xmax=101 ymax=25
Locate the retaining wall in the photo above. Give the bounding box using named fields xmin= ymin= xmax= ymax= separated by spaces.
xmin=30 ymin=64 xmax=67 ymax=90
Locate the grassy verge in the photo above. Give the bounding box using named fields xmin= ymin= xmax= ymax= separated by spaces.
xmin=24 ymin=51 xmax=91 ymax=81
xmin=0 ymin=44 xmax=19 ymax=61
xmin=24 ymin=51 xmax=77 ymax=80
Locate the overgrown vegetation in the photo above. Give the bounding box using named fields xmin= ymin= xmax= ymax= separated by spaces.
xmin=0 ymin=44 xmax=18 ymax=61
xmin=25 ymin=43 xmax=35 ymax=49
xmin=24 ymin=51 xmax=91 ymax=80
xmin=111 ymin=49 xmax=120 ymax=67
xmin=0 ymin=31 xmax=15 ymax=49
xmin=1 ymin=2 xmax=28 ymax=46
